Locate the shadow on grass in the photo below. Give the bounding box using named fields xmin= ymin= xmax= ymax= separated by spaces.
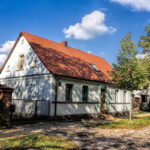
xmin=82 ymin=116 xmax=150 ymax=129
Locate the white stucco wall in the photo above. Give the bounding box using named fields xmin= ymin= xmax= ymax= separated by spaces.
xmin=57 ymin=80 xmax=100 ymax=102
xmin=0 ymin=35 xmax=55 ymax=116
xmin=106 ymin=86 xmax=131 ymax=113
xmin=51 ymin=103 xmax=100 ymax=116
xmin=0 ymin=75 xmax=55 ymax=101
xmin=52 ymin=79 xmax=101 ymax=116
xmin=0 ymin=35 xmax=49 ymax=79
xmin=0 ymin=74 xmax=55 ymax=116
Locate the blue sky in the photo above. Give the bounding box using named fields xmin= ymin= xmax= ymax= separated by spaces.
xmin=0 ymin=0 xmax=150 ymax=65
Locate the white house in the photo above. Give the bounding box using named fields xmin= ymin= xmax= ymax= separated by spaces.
xmin=0 ymin=32 xmax=131 ymax=117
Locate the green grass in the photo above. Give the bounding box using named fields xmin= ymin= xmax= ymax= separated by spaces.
xmin=133 ymin=111 xmax=149 ymax=115
xmin=0 ymin=134 xmax=79 ymax=150
xmin=93 ymin=116 xmax=150 ymax=129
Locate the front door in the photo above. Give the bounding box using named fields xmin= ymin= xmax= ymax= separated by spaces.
xmin=101 ymin=89 xmax=106 ymax=113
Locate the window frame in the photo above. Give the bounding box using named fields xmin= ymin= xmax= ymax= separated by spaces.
xmin=31 ymin=60 xmax=37 ymax=68
xmin=6 ymin=65 xmax=10 ymax=72
xmin=82 ymin=85 xmax=89 ymax=102
xmin=115 ymin=90 xmax=119 ymax=103
xmin=90 ymin=64 xmax=100 ymax=72
xmin=18 ymin=54 xmax=25 ymax=70
xmin=65 ymin=83 xmax=74 ymax=102
xmin=123 ymin=91 xmax=127 ymax=103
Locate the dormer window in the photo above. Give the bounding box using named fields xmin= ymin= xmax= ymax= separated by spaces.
xmin=18 ymin=55 xmax=24 ymax=70
xmin=91 ymin=64 xmax=100 ymax=72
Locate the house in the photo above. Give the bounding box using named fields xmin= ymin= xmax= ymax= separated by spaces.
xmin=133 ymin=89 xmax=150 ymax=111
xmin=0 ymin=32 xmax=131 ymax=117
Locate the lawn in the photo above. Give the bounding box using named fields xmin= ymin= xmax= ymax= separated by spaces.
xmin=133 ymin=111 xmax=149 ymax=115
xmin=0 ymin=134 xmax=79 ymax=150
xmin=88 ymin=116 xmax=150 ymax=129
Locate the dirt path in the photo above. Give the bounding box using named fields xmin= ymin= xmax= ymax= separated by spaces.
xmin=0 ymin=121 xmax=150 ymax=150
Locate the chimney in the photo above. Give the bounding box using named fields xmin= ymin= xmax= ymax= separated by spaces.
xmin=60 ymin=41 xmax=68 ymax=47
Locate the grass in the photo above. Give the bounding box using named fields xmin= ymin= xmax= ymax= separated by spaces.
xmin=0 ymin=134 xmax=79 ymax=150
xmin=91 ymin=116 xmax=150 ymax=129
xmin=133 ymin=111 xmax=149 ymax=115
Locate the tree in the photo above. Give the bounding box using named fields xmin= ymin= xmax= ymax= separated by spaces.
xmin=138 ymin=26 xmax=150 ymax=78
xmin=110 ymin=33 xmax=148 ymax=91
xmin=139 ymin=26 xmax=150 ymax=54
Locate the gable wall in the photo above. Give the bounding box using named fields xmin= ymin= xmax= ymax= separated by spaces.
xmin=0 ymin=35 xmax=49 ymax=79
xmin=0 ymin=35 xmax=56 ymax=116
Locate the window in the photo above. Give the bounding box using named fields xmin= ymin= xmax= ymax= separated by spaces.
xmin=141 ymin=95 xmax=147 ymax=103
xmin=91 ymin=64 xmax=100 ymax=72
xmin=66 ymin=84 xmax=73 ymax=101
xmin=18 ymin=55 xmax=24 ymax=70
xmin=115 ymin=90 xmax=118 ymax=102
xmin=123 ymin=91 xmax=126 ymax=103
xmin=82 ymin=86 xmax=88 ymax=102
xmin=6 ymin=65 xmax=10 ymax=72
xmin=21 ymin=39 xmax=24 ymax=45
xmin=31 ymin=60 xmax=37 ymax=68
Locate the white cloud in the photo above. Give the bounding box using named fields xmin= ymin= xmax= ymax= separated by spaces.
xmin=0 ymin=54 xmax=7 ymax=66
xmin=63 ymin=10 xmax=116 ymax=40
xmin=87 ymin=50 xmax=92 ymax=54
xmin=0 ymin=41 xmax=15 ymax=53
xmin=0 ymin=40 xmax=15 ymax=66
xmin=110 ymin=0 xmax=150 ymax=11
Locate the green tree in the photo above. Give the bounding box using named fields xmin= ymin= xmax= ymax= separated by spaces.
xmin=139 ymin=26 xmax=150 ymax=54
xmin=138 ymin=56 xmax=150 ymax=80
xmin=110 ymin=33 xmax=148 ymax=90
xmin=138 ymin=26 xmax=150 ymax=77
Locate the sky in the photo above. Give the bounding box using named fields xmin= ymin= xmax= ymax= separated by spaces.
xmin=0 ymin=0 xmax=150 ymax=65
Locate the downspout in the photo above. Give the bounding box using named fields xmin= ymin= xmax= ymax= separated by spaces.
xmin=54 ymin=81 xmax=58 ymax=117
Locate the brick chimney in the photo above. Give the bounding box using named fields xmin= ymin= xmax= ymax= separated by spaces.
xmin=60 ymin=41 xmax=68 ymax=47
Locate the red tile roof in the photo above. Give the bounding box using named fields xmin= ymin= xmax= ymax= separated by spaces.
xmin=2 ymin=32 xmax=113 ymax=83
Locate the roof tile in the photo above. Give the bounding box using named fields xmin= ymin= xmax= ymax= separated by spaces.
xmin=22 ymin=32 xmax=112 ymax=83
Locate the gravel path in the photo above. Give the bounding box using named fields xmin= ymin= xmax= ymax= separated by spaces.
xmin=0 ymin=121 xmax=150 ymax=150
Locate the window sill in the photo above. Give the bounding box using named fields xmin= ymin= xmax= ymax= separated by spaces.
xmin=16 ymin=69 xmax=24 ymax=71
xmin=31 ymin=66 xmax=37 ymax=68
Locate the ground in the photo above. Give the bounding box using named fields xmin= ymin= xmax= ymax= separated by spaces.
xmin=0 ymin=113 xmax=150 ymax=150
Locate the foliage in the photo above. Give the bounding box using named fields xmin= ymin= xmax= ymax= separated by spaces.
xmin=110 ymin=33 xmax=148 ymax=90
xmin=139 ymin=26 xmax=150 ymax=54
xmin=138 ymin=55 xmax=150 ymax=80
xmin=138 ymin=26 xmax=150 ymax=78
xmin=93 ymin=116 xmax=150 ymax=129
xmin=0 ymin=134 xmax=78 ymax=150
